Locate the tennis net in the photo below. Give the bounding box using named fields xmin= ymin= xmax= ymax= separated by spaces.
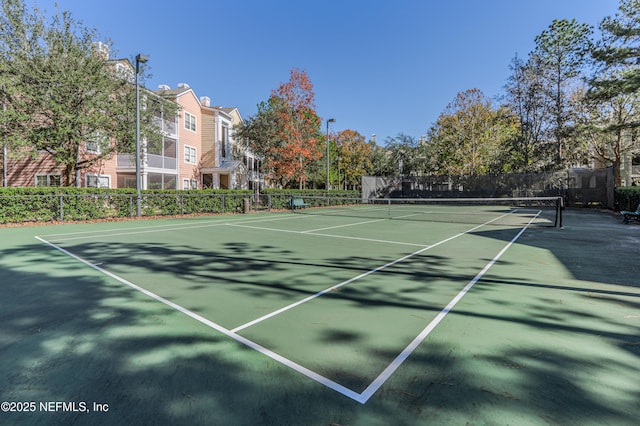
xmin=288 ymin=196 xmax=564 ymax=227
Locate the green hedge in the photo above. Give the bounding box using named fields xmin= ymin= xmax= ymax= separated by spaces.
xmin=0 ymin=188 xmax=361 ymax=224
xmin=615 ymin=187 xmax=640 ymax=211
xmin=0 ymin=188 xmax=253 ymax=224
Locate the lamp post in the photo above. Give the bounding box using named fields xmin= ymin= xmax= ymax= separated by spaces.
xmin=337 ymin=155 xmax=341 ymax=191
xmin=135 ymin=53 xmax=149 ymax=217
xmin=325 ymin=118 xmax=335 ymax=190
xmin=2 ymin=83 xmax=6 ymax=187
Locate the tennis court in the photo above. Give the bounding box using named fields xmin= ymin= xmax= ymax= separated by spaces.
xmin=1 ymin=199 xmax=638 ymax=425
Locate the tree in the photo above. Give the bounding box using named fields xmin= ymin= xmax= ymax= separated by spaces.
xmin=334 ymin=129 xmax=372 ymax=189
xmin=234 ymin=68 xmax=322 ymax=188
xmin=427 ymin=89 xmax=517 ymax=175
xmin=0 ymin=0 xmax=166 ymax=186
xmin=234 ymin=99 xmax=279 ymax=166
xmin=271 ymin=68 xmax=322 ymax=189
xmin=383 ymin=133 xmax=418 ymax=177
xmin=590 ymin=0 xmax=640 ymax=99
xmin=577 ymin=87 xmax=640 ymax=185
xmin=533 ymin=18 xmax=593 ymax=166
xmin=504 ymin=53 xmax=551 ymax=171
xmin=368 ymin=139 xmax=393 ymax=177
xmin=585 ymin=0 xmax=640 ymax=185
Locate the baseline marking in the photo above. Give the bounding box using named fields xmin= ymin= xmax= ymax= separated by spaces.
xmin=35 ymin=235 xmax=361 ymax=402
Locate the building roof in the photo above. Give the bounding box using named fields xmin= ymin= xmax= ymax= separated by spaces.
xmin=153 ymin=87 xmax=192 ymax=97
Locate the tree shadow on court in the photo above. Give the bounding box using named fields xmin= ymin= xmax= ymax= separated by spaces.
xmin=30 ymin=238 xmax=477 ymax=314
xmin=0 ymin=239 xmax=499 ymax=425
xmin=2 ymin=216 xmax=639 ymax=425
xmin=2 ymin=238 xmax=587 ymax=425
xmin=0 ymin=241 xmax=378 ymax=425
xmin=470 ymin=208 xmax=640 ymax=288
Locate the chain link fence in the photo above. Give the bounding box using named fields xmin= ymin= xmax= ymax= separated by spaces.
xmin=362 ymin=167 xmax=615 ymax=208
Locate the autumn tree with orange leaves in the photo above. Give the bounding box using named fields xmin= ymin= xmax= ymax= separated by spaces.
xmin=235 ymin=68 xmax=322 ymax=188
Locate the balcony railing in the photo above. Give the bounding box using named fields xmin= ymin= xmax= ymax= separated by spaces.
xmin=116 ymin=154 xmax=177 ymax=170
xmin=632 ymin=165 xmax=640 ymax=175
xmin=117 ymin=154 xmax=135 ymax=168
xmin=148 ymin=154 xmax=176 ymax=170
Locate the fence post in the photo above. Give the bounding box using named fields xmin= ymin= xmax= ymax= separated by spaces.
xmin=59 ymin=195 xmax=64 ymax=221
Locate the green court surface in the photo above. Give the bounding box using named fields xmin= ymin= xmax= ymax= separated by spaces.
xmin=0 ymin=207 xmax=638 ymax=425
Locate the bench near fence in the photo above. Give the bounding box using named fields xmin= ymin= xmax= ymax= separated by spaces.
xmin=287 ymin=197 xmax=307 ymax=209
xmin=621 ymin=204 xmax=640 ymax=224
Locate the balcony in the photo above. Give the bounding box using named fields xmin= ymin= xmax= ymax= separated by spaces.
xmin=148 ymin=154 xmax=176 ymax=170
xmin=116 ymin=154 xmax=135 ymax=168
xmin=152 ymin=117 xmax=178 ymax=136
xmin=632 ymin=165 xmax=640 ymax=176
xmin=116 ymin=154 xmax=177 ymax=170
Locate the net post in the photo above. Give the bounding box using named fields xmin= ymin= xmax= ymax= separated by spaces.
xmin=555 ymin=196 xmax=563 ymax=228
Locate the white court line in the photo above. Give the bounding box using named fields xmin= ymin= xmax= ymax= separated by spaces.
xmin=35 ymin=235 xmax=361 ymax=402
xmin=227 ymin=222 xmax=428 ymax=247
xmin=301 ymin=218 xmax=388 ymax=233
xmin=357 ymin=210 xmax=542 ymax=403
xmin=230 ymin=210 xmax=517 ymax=333
xmin=39 ymin=218 xmax=219 ymax=238
xmin=35 ymin=208 xmax=533 ymax=404
xmin=42 ymin=213 xmax=312 ymax=242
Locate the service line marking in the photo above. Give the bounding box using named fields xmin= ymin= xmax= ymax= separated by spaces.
xmin=227 ymin=222 xmax=427 ymax=247
xmin=230 ymin=210 xmax=518 ymax=333
xmin=40 ymin=213 xmax=312 ymax=242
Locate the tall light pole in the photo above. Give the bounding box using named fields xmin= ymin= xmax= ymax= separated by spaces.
xmin=135 ymin=53 xmax=149 ymax=217
xmin=325 ymin=118 xmax=335 ymax=190
xmin=2 ymin=83 xmax=7 ymax=187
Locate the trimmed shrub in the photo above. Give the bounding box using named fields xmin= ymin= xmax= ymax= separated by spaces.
xmin=615 ymin=187 xmax=640 ymax=211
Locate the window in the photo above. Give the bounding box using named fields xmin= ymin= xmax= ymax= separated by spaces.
xmin=86 ymin=174 xmax=110 ymax=188
xmin=184 ymin=145 xmax=197 ymax=164
xmin=35 ymin=174 xmax=61 ymax=187
xmin=184 ymin=111 xmax=196 ymax=132
xmin=86 ymin=131 xmax=107 ymax=154
xmin=221 ymin=125 xmax=228 ymax=158
xmin=182 ymin=178 xmax=198 ymax=190
xmin=114 ymin=62 xmax=134 ymax=83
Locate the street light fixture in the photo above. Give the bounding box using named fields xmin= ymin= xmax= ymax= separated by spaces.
xmin=135 ymin=53 xmax=149 ymax=217
xmin=325 ymin=118 xmax=335 ymax=190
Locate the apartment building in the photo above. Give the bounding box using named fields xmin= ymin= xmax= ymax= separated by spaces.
xmin=3 ymin=47 xmax=260 ymax=190
xmin=620 ymin=153 xmax=640 ymax=186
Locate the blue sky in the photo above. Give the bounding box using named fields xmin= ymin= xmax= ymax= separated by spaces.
xmin=32 ymin=0 xmax=620 ymax=144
